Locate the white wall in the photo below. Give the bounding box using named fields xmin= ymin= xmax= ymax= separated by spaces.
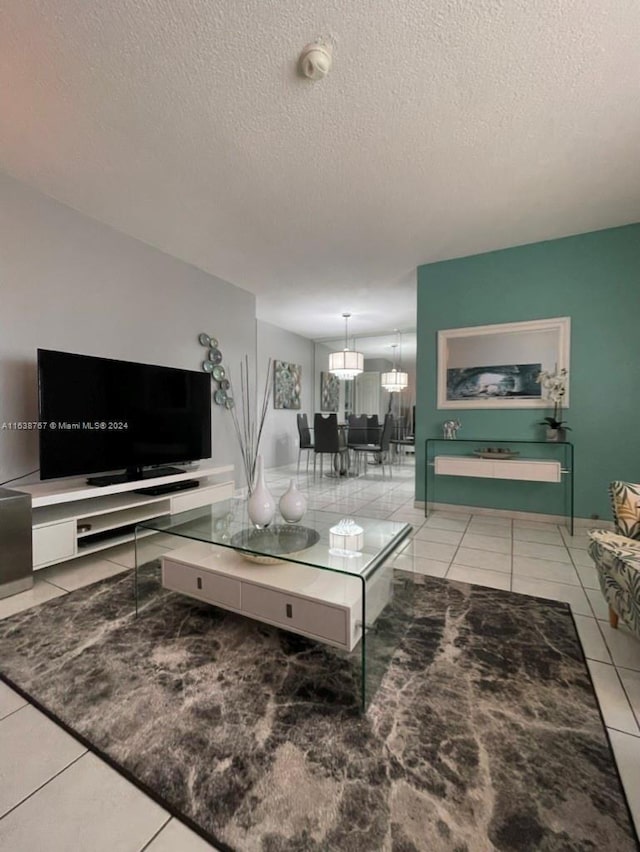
xmin=256 ymin=320 xmax=314 ymax=470
xmin=0 ymin=173 xmax=256 ymax=486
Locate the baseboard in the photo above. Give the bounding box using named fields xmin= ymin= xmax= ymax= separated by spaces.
xmin=412 ymin=500 xmax=615 ymax=530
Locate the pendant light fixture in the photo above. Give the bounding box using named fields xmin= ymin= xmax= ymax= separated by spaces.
xmin=381 ymin=334 xmax=408 ymax=392
xmin=329 ymin=313 xmax=364 ymax=380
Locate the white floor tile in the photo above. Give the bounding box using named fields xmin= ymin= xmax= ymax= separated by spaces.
xmin=431 ymin=510 xmax=472 ymax=521
xmin=38 ymin=556 xmax=129 ymax=592
xmin=423 ymin=515 xmax=468 ymax=532
xmin=0 ymin=705 xmax=86 ymax=817
xmin=512 ymin=527 xmax=564 ymax=546
xmin=512 ymin=540 xmax=572 ymax=564
xmin=460 ymin=533 xmax=511 ymax=554
xmin=389 ymin=510 xmax=427 ymax=525
xmin=413 ymin=526 xmax=463 ymax=545
xmin=618 ymin=668 xmax=640 ymax=728
xmin=511 ymin=577 xmax=591 ymax=615
xmin=466 ymin=521 xmax=511 ymax=538
xmin=0 ymin=753 xmax=168 ymax=852
xmin=575 ymin=563 xmax=600 ymax=590
xmin=513 ymin=519 xmax=561 ymax=531
xmin=356 ymin=506 xmax=394 ymax=519
xmin=469 ymin=514 xmax=511 ymax=527
xmin=0 ymin=682 xmax=27 ymax=720
xmin=447 ymin=565 xmax=511 ymax=591
xmin=560 ymin=530 xmax=590 ymax=550
xmin=587 ymin=660 xmax=639 ymax=735
xmin=572 ymin=615 xmax=611 ymax=664
xmin=608 ymin=730 xmax=640 ymax=837
xmin=410 ymin=539 xmax=458 ymax=563
xmin=600 ymin=625 xmax=640 ymax=672
xmin=105 ymin=542 xmax=170 ymax=570
xmin=587 ymin=589 xmax=610 ymax=620
xmin=453 ymin=547 xmax=511 ymax=573
xmin=569 ymin=548 xmax=596 ymax=568
xmin=512 ymin=556 xmax=580 ymax=586
xmin=0 ymin=578 xmax=66 ymax=620
xmin=411 ymin=557 xmax=450 ymax=578
xmin=145 ymin=818 xmax=219 ymax=851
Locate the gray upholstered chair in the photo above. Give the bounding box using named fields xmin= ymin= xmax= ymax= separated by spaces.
xmin=588 ymin=481 xmax=640 ymax=638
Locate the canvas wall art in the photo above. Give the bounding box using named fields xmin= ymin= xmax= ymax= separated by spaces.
xmin=437 ymin=317 xmax=570 ymax=409
xmin=446 ymin=363 xmax=542 ymax=401
xmin=320 ymin=371 xmax=340 ymax=412
xmin=273 ymin=360 xmax=301 ymax=410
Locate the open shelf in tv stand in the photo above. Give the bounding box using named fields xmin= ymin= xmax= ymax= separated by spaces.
xmin=14 ymin=464 xmax=235 ymax=570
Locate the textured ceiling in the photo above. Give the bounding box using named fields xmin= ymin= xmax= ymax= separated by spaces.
xmin=2 ymin=0 xmax=639 ymax=339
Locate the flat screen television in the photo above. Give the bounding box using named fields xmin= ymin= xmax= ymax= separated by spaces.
xmin=37 ymin=349 xmax=212 ymax=483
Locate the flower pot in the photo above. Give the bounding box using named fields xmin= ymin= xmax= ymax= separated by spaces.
xmin=247 ymin=454 xmax=276 ymax=528
xmin=279 ymin=479 xmax=307 ymax=524
xmin=545 ymin=427 xmax=566 ymax=442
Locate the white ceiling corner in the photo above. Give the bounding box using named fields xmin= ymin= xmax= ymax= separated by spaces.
xmin=1 ymin=0 xmax=639 ymax=340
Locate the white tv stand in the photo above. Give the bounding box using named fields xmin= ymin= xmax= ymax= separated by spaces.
xmin=14 ymin=464 xmax=235 ymax=570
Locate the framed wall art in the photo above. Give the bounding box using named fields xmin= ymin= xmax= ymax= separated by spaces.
xmin=273 ymin=360 xmax=302 ymax=410
xmin=320 ymin=371 xmax=340 ymax=412
xmin=437 ymin=317 xmax=570 ymax=409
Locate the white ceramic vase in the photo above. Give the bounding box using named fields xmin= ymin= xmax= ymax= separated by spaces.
xmin=247 ymin=454 xmax=276 ymax=528
xmin=279 ymin=479 xmax=307 ymax=524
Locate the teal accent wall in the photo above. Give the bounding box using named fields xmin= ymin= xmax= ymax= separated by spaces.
xmin=416 ymin=224 xmax=640 ymax=520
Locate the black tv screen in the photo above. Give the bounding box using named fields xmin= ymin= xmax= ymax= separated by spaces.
xmin=38 ymin=349 xmax=212 ymax=481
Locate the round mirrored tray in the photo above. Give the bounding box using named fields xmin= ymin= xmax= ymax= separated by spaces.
xmin=230 ymin=525 xmax=320 ymax=564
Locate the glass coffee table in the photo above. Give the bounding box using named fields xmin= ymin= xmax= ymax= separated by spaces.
xmin=134 ymin=500 xmax=413 ymax=710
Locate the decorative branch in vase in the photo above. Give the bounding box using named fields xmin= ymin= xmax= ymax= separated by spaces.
xmin=227 ymin=356 xmax=273 ymax=494
xmin=536 ymin=367 xmax=571 ymax=441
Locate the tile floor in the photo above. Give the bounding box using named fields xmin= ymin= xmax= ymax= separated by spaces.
xmin=1 ymin=457 xmax=639 ymax=849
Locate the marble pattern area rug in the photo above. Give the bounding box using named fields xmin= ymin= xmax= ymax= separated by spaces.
xmin=0 ymin=570 xmax=638 ymax=852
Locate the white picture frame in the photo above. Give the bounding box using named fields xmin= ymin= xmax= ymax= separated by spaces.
xmin=437 ymin=317 xmax=570 ymax=410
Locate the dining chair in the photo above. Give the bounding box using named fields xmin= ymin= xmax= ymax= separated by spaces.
xmin=366 ymin=415 xmax=380 ymax=444
xmin=313 ymin=414 xmax=348 ymax=479
xmin=351 ymin=414 xmax=394 ymax=479
xmin=346 ymin=414 xmax=368 ymax=462
xmin=296 ymin=413 xmax=314 ymax=474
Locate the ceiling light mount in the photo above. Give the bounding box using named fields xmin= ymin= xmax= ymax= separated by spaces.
xmin=329 ymin=313 xmax=364 ymax=380
xmin=299 ymin=41 xmax=333 ymax=80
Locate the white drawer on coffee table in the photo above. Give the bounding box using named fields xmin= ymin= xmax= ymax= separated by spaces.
xmin=162 ymin=559 xmax=241 ymax=609
xmin=242 ymin=583 xmax=348 ymax=647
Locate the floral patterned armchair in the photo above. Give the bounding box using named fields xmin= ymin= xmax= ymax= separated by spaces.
xmin=588 ymin=482 xmax=640 ymax=637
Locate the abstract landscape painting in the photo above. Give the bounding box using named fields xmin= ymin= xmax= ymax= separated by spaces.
xmin=446 ymin=363 xmax=542 ymax=400
xmin=273 ymin=360 xmax=301 ymax=409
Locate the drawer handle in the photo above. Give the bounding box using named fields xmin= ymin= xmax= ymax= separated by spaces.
xmin=197 ymin=577 xmax=203 ymax=590
xmin=285 ymin=603 xmax=293 ymax=618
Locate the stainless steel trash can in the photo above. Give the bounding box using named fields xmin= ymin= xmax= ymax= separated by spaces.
xmin=0 ymin=488 xmax=33 ymax=599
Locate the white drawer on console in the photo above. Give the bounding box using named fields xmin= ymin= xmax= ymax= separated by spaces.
xmin=162 ymin=559 xmax=241 ymax=609
xmin=170 ymin=482 xmax=234 ymax=514
xmin=33 ymin=520 xmax=76 ymax=568
xmin=434 ymin=456 xmax=492 ymax=478
xmin=242 ymin=583 xmax=348 ymax=647
xmin=492 ymin=460 xmax=561 ymax=482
